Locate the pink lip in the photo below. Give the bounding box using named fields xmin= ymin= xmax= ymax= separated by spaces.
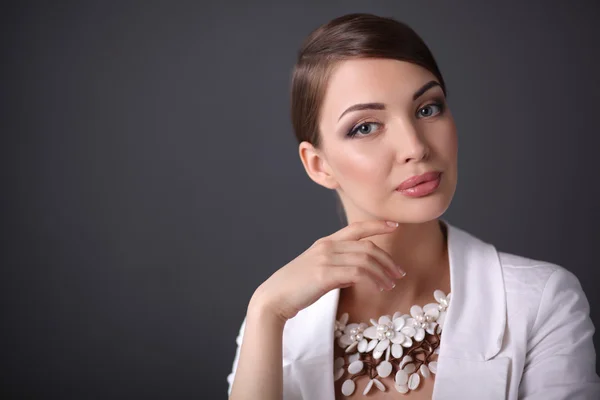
xmin=397 ymin=173 xmax=442 ymax=197
xmin=396 ymin=171 xmax=442 ymax=190
xmin=396 ymin=175 xmax=441 ymax=197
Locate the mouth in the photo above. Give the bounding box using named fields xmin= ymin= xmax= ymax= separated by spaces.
xmin=396 ymin=171 xmax=442 ymax=191
xmin=395 ymin=172 xmax=443 ymax=198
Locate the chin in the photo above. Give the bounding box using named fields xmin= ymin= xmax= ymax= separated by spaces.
xmin=387 ymin=197 xmax=452 ymax=224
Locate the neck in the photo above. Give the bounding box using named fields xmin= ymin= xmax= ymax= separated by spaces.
xmin=340 ymin=218 xmax=449 ymax=314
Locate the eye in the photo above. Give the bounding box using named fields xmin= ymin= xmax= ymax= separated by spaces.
xmin=347 ymin=122 xmax=382 ymax=138
xmin=417 ymin=102 xmax=445 ymax=118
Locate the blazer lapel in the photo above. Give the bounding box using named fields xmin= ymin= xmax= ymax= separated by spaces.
xmin=432 ymin=219 xmax=510 ymax=399
xmin=281 ymin=287 xmax=340 ymax=399
xmin=282 ymin=218 xmax=509 ymax=400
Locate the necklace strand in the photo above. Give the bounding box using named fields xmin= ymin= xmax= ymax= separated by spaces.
xmin=333 ymin=290 xmax=451 ymax=396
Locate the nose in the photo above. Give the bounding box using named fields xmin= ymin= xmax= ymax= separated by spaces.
xmin=391 ymin=118 xmax=430 ymax=163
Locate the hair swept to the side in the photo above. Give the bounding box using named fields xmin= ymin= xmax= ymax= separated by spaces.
xmin=290 ymin=13 xmax=447 ymax=149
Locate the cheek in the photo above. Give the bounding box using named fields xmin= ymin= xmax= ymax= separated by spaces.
xmin=439 ymin=132 xmax=457 ymax=161
xmin=332 ymin=148 xmax=388 ymax=187
xmin=430 ymin=120 xmax=458 ymax=163
xmin=430 ymin=123 xmax=458 ymax=189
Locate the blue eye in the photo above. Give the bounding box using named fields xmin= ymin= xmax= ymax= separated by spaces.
xmin=346 ymin=101 xmax=445 ymax=138
xmin=417 ymin=102 xmax=444 ymax=118
xmin=347 ymin=122 xmax=382 ymax=138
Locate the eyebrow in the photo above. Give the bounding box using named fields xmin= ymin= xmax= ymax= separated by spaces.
xmin=337 ymin=80 xmax=442 ymax=121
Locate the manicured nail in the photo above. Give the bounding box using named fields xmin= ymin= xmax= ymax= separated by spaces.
xmin=397 ymin=265 xmax=407 ymax=277
xmin=386 ymin=221 xmax=399 ymax=227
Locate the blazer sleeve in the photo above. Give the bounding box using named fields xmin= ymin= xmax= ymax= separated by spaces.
xmin=518 ymin=266 xmax=600 ymax=399
xmin=226 ymin=316 xmax=247 ymax=397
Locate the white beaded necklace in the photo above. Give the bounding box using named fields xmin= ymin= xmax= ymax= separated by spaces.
xmin=333 ymin=290 xmax=451 ymax=396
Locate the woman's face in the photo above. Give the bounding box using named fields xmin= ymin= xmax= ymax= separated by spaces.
xmin=300 ymin=58 xmax=458 ymax=224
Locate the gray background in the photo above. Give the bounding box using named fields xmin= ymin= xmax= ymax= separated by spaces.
xmin=2 ymin=1 xmax=599 ymax=398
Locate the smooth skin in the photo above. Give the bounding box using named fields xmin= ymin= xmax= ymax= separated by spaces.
xmin=230 ymin=57 xmax=457 ymax=399
xmin=297 ymin=58 xmax=456 ymax=312
xmin=229 ymin=220 xmax=407 ymax=400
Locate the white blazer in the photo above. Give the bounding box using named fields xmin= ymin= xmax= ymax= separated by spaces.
xmin=227 ymin=219 xmax=600 ymax=399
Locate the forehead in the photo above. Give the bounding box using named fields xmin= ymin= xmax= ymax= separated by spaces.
xmin=321 ymin=58 xmax=437 ymax=116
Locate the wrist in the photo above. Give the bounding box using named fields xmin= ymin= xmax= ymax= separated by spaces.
xmin=247 ymin=296 xmax=287 ymax=328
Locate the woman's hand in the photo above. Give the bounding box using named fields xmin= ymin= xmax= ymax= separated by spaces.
xmin=249 ymin=219 xmax=407 ymax=322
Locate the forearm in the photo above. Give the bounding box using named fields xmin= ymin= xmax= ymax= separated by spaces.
xmin=229 ymin=301 xmax=286 ymax=400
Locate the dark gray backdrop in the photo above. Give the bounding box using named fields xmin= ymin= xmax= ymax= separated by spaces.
xmin=2 ymin=1 xmax=599 ymax=398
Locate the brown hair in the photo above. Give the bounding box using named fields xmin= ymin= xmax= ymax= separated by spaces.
xmin=289 ymin=13 xmax=448 ymax=224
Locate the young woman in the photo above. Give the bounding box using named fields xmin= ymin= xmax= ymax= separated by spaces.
xmin=226 ymin=13 xmax=600 ymax=399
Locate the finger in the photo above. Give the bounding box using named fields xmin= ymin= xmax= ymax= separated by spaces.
xmin=327 ymin=252 xmax=397 ymax=291
xmin=327 ymin=220 xmax=398 ymax=243
xmin=329 ymin=240 xmax=406 ymax=279
xmin=329 ymin=265 xmax=393 ymax=292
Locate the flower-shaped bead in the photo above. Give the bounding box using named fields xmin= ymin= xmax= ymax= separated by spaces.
xmin=334 ymin=313 xmax=349 ymax=339
xmin=338 ymin=320 xmax=370 ymax=353
xmin=333 ymin=290 xmax=452 ymax=398
xmin=431 ymin=290 xmax=451 ymax=333
xmin=404 ymin=305 xmax=438 ymax=342
xmin=362 ymin=314 xmax=413 ymax=358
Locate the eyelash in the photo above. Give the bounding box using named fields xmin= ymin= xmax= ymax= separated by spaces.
xmin=346 ymin=101 xmax=446 ymax=138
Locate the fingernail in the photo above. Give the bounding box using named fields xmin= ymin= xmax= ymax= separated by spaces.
xmin=386 ymin=221 xmax=399 ymax=227
xmin=397 ymin=265 xmax=407 ymax=277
